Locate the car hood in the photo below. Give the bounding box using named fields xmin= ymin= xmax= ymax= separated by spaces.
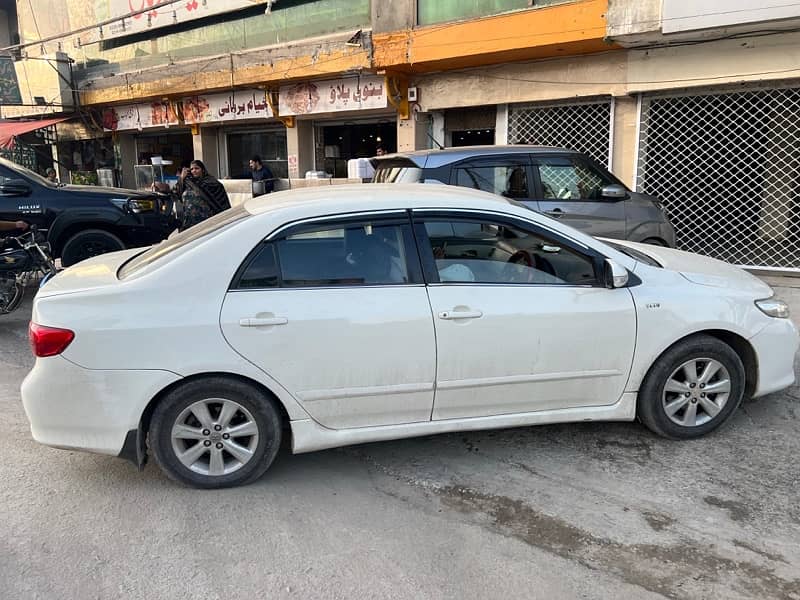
xmin=59 ymin=184 xmax=153 ymax=199
xmin=37 ymin=247 xmax=144 ymax=298
xmin=607 ymin=240 xmax=773 ymax=296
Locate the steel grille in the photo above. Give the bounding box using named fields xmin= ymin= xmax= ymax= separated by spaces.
xmin=508 ymin=99 xmax=612 ymax=167
xmin=637 ymin=86 xmax=800 ymax=270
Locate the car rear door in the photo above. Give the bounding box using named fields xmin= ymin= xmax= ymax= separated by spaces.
xmin=534 ymin=155 xmax=626 ymax=238
xmin=448 ymin=156 xmax=539 ymax=212
xmin=414 ymin=210 xmax=637 ymax=420
xmin=219 ymin=213 xmax=437 ymax=430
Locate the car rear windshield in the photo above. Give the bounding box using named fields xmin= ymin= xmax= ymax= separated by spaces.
xmin=118 ymin=206 xmax=250 ymax=279
xmin=372 ymin=159 xmax=423 ymax=183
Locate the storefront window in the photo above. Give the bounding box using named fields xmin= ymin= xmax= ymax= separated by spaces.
xmin=228 ymin=130 xmax=288 ymax=179
xmin=318 ymin=121 xmax=397 ymax=178
xmin=417 ymin=0 xmax=567 ymax=25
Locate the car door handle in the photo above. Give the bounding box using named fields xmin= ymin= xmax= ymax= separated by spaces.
xmin=239 ymin=317 xmax=288 ymax=327
xmin=438 ymin=309 xmax=483 ymax=320
xmin=544 ymin=209 xmax=564 ymax=218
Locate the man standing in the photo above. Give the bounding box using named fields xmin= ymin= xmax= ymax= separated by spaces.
xmin=249 ymin=155 xmax=274 ymax=195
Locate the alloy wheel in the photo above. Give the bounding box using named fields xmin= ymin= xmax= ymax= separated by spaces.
xmin=661 ymin=358 xmax=731 ymax=427
xmin=171 ymin=398 xmax=260 ymax=476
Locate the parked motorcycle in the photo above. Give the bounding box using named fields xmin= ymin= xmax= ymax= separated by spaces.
xmin=0 ymin=227 xmax=58 ymax=315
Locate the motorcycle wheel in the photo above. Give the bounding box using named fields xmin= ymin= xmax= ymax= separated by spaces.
xmin=0 ymin=278 xmax=23 ymax=314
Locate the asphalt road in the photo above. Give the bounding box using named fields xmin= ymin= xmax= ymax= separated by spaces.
xmin=2 ymin=279 xmax=799 ymax=600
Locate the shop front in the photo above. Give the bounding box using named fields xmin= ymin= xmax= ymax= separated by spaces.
xmin=279 ymin=75 xmax=396 ymax=178
xmin=182 ymin=89 xmax=288 ymax=180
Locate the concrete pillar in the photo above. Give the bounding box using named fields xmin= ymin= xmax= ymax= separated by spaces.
xmin=495 ymin=104 xmax=508 ymax=145
xmin=611 ymin=96 xmax=639 ymax=188
xmin=193 ymin=126 xmax=220 ymax=175
xmin=286 ymin=120 xmax=314 ymax=178
xmin=117 ymin=133 xmax=137 ymax=189
xmin=397 ymin=113 xmax=430 ymax=151
xmin=431 ymin=112 xmax=446 ymax=148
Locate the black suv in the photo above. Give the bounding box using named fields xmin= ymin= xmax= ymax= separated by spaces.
xmin=0 ymin=158 xmax=173 ymax=266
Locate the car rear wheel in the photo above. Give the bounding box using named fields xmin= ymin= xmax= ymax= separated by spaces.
xmin=637 ymin=335 xmax=745 ymax=439
xmin=60 ymin=229 xmax=125 ymax=267
xmin=149 ymin=378 xmax=282 ymax=488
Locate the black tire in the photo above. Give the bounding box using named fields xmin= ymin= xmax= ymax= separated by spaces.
xmin=60 ymin=229 xmax=126 ymax=267
xmin=637 ymin=335 xmax=745 ymax=440
xmin=149 ymin=377 xmax=282 ymax=489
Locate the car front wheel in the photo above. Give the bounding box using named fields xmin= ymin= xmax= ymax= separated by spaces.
xmin=60 ymin=229 xmax=126 ymax=267
xmin=149 ymin=377 xmax=282 ymax=488
xmin=637 ymin=335 xmax=745 ymax=439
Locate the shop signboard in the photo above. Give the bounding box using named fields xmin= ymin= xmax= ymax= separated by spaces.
xmin=0 ymin=54 xmax=22 ymax=105
xmin=101 ymin=102 xmax=180 ymax=131
xmin=182 ymin=90 xmax=273 ymax=123
xmin=279 ymin=76 xmax=387 ymax=116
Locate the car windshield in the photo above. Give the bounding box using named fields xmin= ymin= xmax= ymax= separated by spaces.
xmin=603 ymin=240 xmax=662 ymax=267
xmin=0 ymin=157 xmax=56 ymax=187
xmin=118 ymin=206 xmax=250 ymax=279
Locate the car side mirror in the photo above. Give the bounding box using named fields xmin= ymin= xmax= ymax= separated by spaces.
xmin=601 ymin=184 xmax=627 ymax=200
xmin=604 ymin=258 xmax=629 ymax=289
xmin=0 ymin=179 xmax=31 ymax=196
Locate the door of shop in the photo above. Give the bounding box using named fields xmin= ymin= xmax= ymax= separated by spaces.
xmin=636 ymin=86 xmax=800 ymax=271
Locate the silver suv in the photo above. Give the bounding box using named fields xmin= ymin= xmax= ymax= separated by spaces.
xmin=372 ymin=145 xmax=675 ymax=246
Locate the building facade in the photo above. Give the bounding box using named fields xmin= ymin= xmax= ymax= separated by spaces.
xmin=8 ymin=0 xmax=800 ymax=270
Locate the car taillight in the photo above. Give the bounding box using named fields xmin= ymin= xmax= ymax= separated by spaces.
xmin=29 ymin=322 xmax=74 ymax=357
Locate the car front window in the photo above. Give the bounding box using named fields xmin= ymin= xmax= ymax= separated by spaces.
xmin=0 ymin=158 xmax=55 ymax=188
xmin=422 ymin=218 xmax=598 ymax=286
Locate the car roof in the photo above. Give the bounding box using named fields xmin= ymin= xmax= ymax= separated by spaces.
xmin=243 ymin=183 xmax=515 ymax=217
xmin=374 ymin=145 xmax=576 ymax=169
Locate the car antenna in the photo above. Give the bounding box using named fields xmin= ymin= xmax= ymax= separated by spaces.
xmin=427 ymin=132 xmax=444 ymax=150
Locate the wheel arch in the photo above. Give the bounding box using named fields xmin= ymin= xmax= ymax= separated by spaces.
xmin=50 ymin=220 xmax=128 ymax=257
xmin=125 ymin=372 xmax=293 ymax=469
xmin=637 ymin=329 xmax=757 ymax=401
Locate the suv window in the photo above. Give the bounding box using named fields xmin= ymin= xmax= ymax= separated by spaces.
xmin=237 ymin=220 xmax=415 ymax=288
xmin=537 ymin=157 xmax=611 ymax=201
xmin=421 ymin=217 xmax=597 ymax=285
xmin=453 ymin=165 xmax=529 ymax=199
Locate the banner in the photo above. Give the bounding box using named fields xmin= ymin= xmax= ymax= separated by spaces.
xmin=182 ymin=90 xmax=273 ymax=123
xmin=78 ymin=0 xmax=262 ymax=44
xmin=102 ymin=101 xmax=180 ymax=131
xmin=0 ymin=55 xmax=22 ymax=105
xmin=279 ymin=76 xmax=387 ymax=116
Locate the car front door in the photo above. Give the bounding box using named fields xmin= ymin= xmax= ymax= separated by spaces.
xmin=219 ymin=213 xmax=437 ymax=430
xmin=0 ymin=164 xmax=47 ymax=229
xmin=534 ymin=155 xmax=626 ymax=239
xmin=414 ymin=211 xmax=637 ymax=420
xmin=449 ymin=156 xmax=539 ymax=211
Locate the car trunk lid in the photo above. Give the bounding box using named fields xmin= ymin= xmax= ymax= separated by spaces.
xmin=37 ymin=248 xmax=144 ymax=298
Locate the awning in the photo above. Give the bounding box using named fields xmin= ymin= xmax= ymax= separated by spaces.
xmin=0 ymin=117 xmax=69 ymax=150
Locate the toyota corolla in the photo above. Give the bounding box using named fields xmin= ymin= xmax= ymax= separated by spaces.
xmin=21 ymin=185 xmax=798 ymax=488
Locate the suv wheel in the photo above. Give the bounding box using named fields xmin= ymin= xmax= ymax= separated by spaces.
xmin=60 ymin=229 xmax=125 ymax=267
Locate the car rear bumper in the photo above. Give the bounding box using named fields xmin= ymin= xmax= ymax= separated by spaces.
xmin=750 ymin=316 xmax=799 ymax=397
xmin=21 ymin=355 xmax=180 ymax=456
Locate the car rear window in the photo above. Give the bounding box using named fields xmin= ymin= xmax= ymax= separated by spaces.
xmin=372 ymin=158 xmax=422 ymax=183
xmin=118 ymin=206 xmax=250 ymax=279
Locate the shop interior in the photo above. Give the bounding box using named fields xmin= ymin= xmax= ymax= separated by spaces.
xmin=320 ymin=121 xmax=397 ymax=178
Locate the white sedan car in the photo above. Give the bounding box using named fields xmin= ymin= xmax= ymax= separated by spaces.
xmin=22 ymin=185 xmax=798 ymax=488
